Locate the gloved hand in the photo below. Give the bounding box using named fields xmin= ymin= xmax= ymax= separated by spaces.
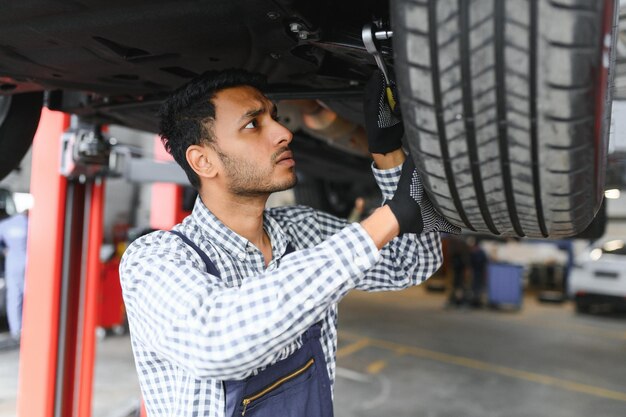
xmin=363 ymin=70 xmax=404 ymax=154
xmin=386 ymin=157 xmax=462 ymax=235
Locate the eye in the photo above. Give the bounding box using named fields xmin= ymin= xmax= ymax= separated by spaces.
xmin=244 ymin=119 xmax=258 ymax=129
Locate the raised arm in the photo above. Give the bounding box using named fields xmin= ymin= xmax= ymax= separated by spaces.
xmin=355 ymin=71 xmax=459 ymax=291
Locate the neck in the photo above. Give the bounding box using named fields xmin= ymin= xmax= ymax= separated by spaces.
xmin=198 ymin=187 xmax=269 ymax=249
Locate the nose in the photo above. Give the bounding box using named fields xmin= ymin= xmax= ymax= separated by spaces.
xmin=272 ymin=118 xmax=293 ymax=146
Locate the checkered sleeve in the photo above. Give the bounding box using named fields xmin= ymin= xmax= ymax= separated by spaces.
xmin=119 ymin=226 xmax=380 ymax=380
xmin=354 ymin=162 xmax=444 ymax=291
xmin=371 ymin=161 xmax=402 ymax=200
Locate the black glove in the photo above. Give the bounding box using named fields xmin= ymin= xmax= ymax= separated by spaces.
xmin=386 ymin=158 xmax=462 ymax=235
xmin=363 ymin=70 xmax=404 ymax=154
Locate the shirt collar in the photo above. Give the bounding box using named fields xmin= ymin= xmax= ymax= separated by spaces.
xmin=191 ymin=196 xmax=290 ymax=259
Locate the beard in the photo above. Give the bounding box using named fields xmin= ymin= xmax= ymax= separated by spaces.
xmin=216 ymin=147 xmax=297 ymax=197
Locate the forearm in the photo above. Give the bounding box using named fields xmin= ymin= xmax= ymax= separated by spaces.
xmin=359 ymin=153 xmax=444 ymax=290
xmin=356 ymin=231 xmax=443 ymax=292
xmin=371 ymin=148 xmax=405 ymax=170
xmin=360 ymin=205 xmax=399 ymax=250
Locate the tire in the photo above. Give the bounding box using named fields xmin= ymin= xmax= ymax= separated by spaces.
xmin=0 ymin=92 xmax=44 ymax=181
xmin=391 ymin=0 xmax=618 ymax=237
xmin=575 ymin=298 xmax=590 ymax=314
xmin=572 ymin=195 xmax=606 ymax=239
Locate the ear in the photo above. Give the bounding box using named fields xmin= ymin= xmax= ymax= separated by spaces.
xmin=186 ymin=144 xmax=218 ymax=180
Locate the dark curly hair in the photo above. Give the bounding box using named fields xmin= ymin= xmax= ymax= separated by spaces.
xmin=158 ymin=69 xmax=267 ymax=189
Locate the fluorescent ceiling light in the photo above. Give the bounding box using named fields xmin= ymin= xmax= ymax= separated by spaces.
xmin=604 ymin=189 xmax=620 ymax=199
xmin=603 ymin=239 xmax=625 ymax=252
xmin=590 ymin=248 xmax=602 ymax=261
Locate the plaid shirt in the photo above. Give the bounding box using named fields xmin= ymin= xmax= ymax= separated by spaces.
xmin=120 ymin=163 xmax=442 ymax=417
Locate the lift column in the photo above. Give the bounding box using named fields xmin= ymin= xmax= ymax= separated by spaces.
xmin=18 ymin=111 xmax=107 ymax=417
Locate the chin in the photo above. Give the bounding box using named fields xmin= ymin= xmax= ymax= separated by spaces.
xmin=274 ymin=174 xmax=297 ymax=192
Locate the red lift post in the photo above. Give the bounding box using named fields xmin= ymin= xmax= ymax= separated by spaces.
xmin=19 ymin=113 xmax=188 ymax=417
xmin=18 ymin=109 xmax=106 ymax=417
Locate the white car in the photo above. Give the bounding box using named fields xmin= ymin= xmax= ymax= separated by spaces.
xmin=568 ymin=239 xmax=626 ymax=313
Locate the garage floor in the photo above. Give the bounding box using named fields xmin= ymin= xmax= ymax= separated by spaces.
xmin=1 ymin=287 xmax=625 ymax=417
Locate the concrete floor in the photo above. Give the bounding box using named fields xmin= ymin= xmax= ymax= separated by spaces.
xmin=1 ymin=287 xmax=625 ymax=417
xmin=333 ymin=288 xmax=626 ymax=417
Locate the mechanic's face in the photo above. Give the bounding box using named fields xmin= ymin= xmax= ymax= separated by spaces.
xmin=211 ymin=86 xmax=296 ymax=197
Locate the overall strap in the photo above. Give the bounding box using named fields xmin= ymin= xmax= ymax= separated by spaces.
xmin=169 ymin=230 xmax=221 ymax=278
xmin=170 ymin=230 xmax=296 ymax=278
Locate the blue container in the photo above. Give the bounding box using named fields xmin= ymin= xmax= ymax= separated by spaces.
xmin=487 ymin=263 xmax=524 ymax=309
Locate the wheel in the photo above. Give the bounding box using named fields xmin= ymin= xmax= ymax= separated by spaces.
xmin=575 ymin=298 xmax=590 ymax=314
xmin=391 ymin=0 xmax=618 ymax=238
xmin=0 ymin=92 xmax=43 ymax=181
xmin=573 ymin=196 xmax=606 ymax=239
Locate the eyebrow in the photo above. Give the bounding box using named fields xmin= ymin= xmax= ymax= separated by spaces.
xmin=238 ymin=103 xmax=278 ymax=124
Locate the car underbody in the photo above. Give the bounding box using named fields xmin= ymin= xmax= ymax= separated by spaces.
xmin=0 ymin=0 xmax=623 ymax=238
xmin=0 ymin=0 xmax=387 ymax=131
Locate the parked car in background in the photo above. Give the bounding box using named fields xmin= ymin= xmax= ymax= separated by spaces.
xmin=568 ymin=238 xmax=626 ymax=313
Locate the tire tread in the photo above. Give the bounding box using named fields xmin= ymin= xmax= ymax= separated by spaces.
xmin=391 ymin=0 xmax=616 ymax=237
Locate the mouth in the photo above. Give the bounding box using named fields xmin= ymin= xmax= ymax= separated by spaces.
xmin=275 ymin=151 xmax=295 ymax=167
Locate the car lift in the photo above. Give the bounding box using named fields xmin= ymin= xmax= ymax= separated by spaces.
xmin=17 ymin=109 xmax=189 ymax=417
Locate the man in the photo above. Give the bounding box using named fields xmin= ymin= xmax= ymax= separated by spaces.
xmin=120 ymin=69 xmax=458 ymax=417
xmin=0 ymin=210 xmax=28 ymax=345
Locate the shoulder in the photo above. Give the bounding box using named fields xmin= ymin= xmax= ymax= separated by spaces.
xmin=268 ymin=204 xmax=336 ymax=234
xmin=125 ymin=229 xmax=176 ymax=251
xmin=121 ymin=229 xmax=202 ymax=272
xmin=0 ymin=215 xmax=24 ymax=234
xmin=0 ymin=215 xmax=12 ymax=227
xmin=267 ymin=205 xmax=319 ymax=225
xmin=267 ymin=205 xmax=348 ymax=248
xmin=267 ymin=205 xmax=324 ymax=244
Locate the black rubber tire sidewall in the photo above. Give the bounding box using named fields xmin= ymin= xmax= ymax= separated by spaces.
xmin=0 ymin=92 xmax=43 ymax=181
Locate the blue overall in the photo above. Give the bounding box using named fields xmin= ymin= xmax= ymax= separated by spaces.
xmin=0 ymin=213 xmax=28 ymax=338
xmin=170 ymin=230 xmax=334 ymax=417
